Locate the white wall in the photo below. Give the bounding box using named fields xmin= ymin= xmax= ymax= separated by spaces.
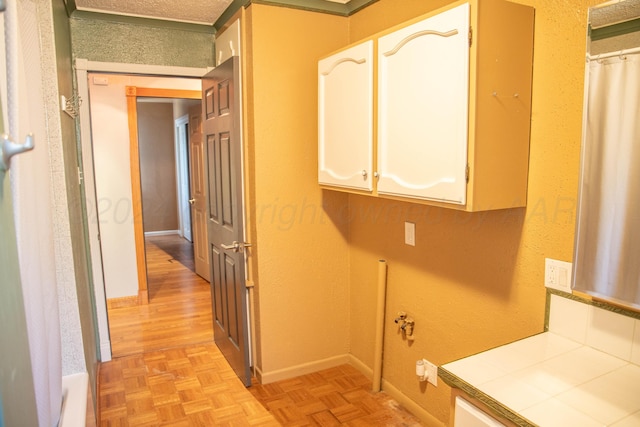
xmin=173 ymin=98 xmax=200 ymax=120
xmin=87 ymin=74 xmax=200 ymax=299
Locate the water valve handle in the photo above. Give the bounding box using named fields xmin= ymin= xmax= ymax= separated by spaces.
xmin=394 ymin=311 xmax=407 ymax=323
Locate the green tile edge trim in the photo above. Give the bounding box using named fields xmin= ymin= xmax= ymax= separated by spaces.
xmin=438 ymin=367 xmax=538 ymax=427
xmin=545 ymin=288 xmax=640 ymax=331
xmin=544 ymin=290 xmax=553 ymax=332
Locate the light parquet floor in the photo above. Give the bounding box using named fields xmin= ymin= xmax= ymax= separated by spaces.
xmin=107 ymin=235 xmax=214 ymax=357
xmin=99 ymin=342 xmax=279 ymax=426
xmin=99 ymin=234 xmax=423 ymax=426
xmin=249 ymin=365 xmax=424 ymax=426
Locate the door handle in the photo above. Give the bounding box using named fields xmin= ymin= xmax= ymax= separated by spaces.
xmin=188 ymin=198 xmax=196 ymax=205
xmin=220 ymin=241 xmax=252 ymax=252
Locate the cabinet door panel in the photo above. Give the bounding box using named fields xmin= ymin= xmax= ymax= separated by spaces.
xmin=319 ymin=40 xmax=374 ymax=191
xmin=378 ymin=3 xmax=470 ymax=204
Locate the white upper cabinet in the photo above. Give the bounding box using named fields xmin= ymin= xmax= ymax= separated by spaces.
xmin=318 ymin=40 xmax=374 ymax=191
xmin=318 ymin=0 xmax=534 ymax=211
xmin=377 ymin=4 xmax=470 ymax=204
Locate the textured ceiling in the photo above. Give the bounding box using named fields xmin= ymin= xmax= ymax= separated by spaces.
xmin=74 ymin=0 xmax=235 ymax=25
xmin=74 ymin=0 xmax=352 ymax=26
xmin=590 ymin=0 xmax=640 ymax=29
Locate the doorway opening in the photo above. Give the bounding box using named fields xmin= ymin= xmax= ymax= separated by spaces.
xmin=76 ymin=61 xmax=252 ymax=387
xmin=135 ymin=96 xmax=200 ymax=299
xmin=77 ymin=68 xmax=213 ymax=358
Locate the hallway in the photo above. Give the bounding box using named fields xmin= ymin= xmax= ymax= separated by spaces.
xmin=98 ymin=234 xmax=422 ymax=425
xmin=107 ymin=235 xmax=213 ymax=357
xmin=100 ymin=234 xmax=276 ymax=425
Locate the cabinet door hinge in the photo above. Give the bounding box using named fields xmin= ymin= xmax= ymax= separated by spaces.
xmin=465 ymin=164 xmax=470 ymax=183
xmin=78 ymin=167 xmax=84 ymax=185
xmin=468 ymin=26 xmax=473 ymax=47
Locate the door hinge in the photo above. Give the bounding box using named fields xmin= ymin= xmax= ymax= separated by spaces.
xmin=465 ymin=164 xmax=470 ymax=183
xmin=78 ymin=167 xmax=84 ymax=185
xmin=468 ymin=26 xmax=473 ymax=47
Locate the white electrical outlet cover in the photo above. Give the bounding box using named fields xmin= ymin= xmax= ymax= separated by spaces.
xmin=423 ymin=359 xmax=438 ymax=386
xmin=405 ymin=222 xmax=415 ymax=246
xmin=544 ymin=258 xmax=573 ymax=292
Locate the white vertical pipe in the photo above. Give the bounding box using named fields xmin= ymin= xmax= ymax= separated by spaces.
xmin=372 ymin=259 xmax=387 ymax=392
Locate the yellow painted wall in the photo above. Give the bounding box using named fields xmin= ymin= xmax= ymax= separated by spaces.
xmin=244 ymin=4 xmax=352 ymax=380
xmin=347 ymin=0 xmax=600 ymax=424
xmin=243 ymin=0 xmax=602 ymax=424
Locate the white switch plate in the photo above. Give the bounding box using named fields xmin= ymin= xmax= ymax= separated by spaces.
xmin=405 ymin=222 xmax=415 ymax=246
xmin=93 ymin=76 xmax=109 ymax=86
xmin=424 ymin=359 xmax=438 ymax=386
xmin=545 ymin=258 xmax=573 ymax=292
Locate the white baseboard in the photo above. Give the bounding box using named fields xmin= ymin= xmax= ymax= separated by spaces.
xmin=256 ymin=353 xmax=445 ymax=426
xmin=348 ymin=354 xmax=445 ymax=427
xmin=100 ymin=341 xmax=112 ymax=362
xmin=144 ymin=230 xmax=180 ymax=237
xmin=60 ymin=372 xmax=89 ymax=427
xmin=257 ymin=353 xmax=350 ymax=384
xmin=348 ymin=354 xmax=374 ymax=380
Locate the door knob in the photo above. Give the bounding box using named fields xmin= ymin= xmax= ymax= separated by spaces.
xmin=220 ymin=241 xmax=252 ymax=252
xmin=188 ymin=198 xmax=195 ymax=205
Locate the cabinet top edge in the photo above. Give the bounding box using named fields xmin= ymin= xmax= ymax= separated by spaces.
xmin=317 ymin=0 xmax=534 ymax=62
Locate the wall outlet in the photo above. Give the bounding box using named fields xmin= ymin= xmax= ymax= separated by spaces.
xmin=405 ymin=222 xmax=416 ymax=246
xmin=424 ymin=359 xmax=438 ymax=386
xmin=545 ymin=258 xmax=572 ymax=292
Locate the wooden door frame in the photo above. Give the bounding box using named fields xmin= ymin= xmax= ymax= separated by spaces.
xmin=125 ymin=87 xmax=201 ymax=304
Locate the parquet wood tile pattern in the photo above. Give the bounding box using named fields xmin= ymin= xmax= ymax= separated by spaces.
xmin=249 ymin=365 xmax=424 ymax=426
xmin=100 ymin=235 xmax=423 ymax=426
xmin=98 ymin=343 xmax=279 ymax=426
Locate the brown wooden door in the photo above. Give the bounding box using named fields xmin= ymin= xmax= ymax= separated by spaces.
xmin=188 ymin=105 xmax=210 ymax=282
xmin=202 ymin=57 xmax=251 ymax=386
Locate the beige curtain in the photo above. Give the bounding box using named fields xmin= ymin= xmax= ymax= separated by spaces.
xmin=574 ymin=51 xmax=640 ymax=308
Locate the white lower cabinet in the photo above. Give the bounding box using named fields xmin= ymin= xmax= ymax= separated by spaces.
xmin=454 ymin=397 xmax=506 ymax=427
xmin=318 ymin=0 xmax=534 ymax=211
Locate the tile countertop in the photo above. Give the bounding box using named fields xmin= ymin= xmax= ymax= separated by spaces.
xmin=439 ymin=332 xmax=640 ymax=427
